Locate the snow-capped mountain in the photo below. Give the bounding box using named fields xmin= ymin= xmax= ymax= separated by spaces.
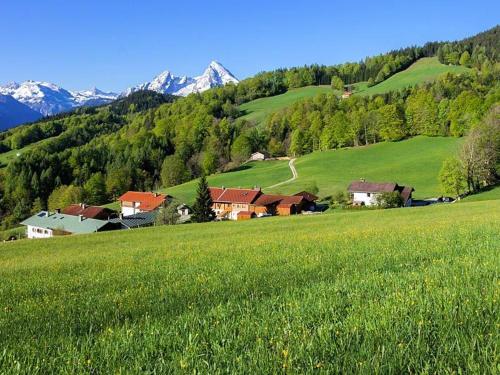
xmin=0 ymin=94 xmax=42 ymax=131
xmin=0 ymin=60 xmax=237 ymax=130
xmin=0 ymin=81 xmax=118 ymax=117
xmin=126 ymin=61 xmax=239 ymax=97
xmin=71 ymin=87 xmax=119 ymax=107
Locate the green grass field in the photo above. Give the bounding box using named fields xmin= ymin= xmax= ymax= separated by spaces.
xmin=272 ymin=136 xmax=463 ymax=199
xmin=161 ymin=159 xmax=292 ymax=203
xmin=159 ymin=136 xmax=463 ymax=205
xmin=239 ymin=86 xmax=335 ymax=127
xmin=353 ymin=57 xmax=470 ymax=96
xmin=0 ymin=200 xmax=498 ymax=373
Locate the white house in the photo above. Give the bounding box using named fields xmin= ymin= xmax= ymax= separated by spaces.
xmin=21 ymin=211 xmax=114 ymax=239
xmin=118 ymin=191 xmax=169 ymax=216
xmin=347 ymin=181 xmax=414 ymax=207
xmin=250 ymin=152 xmax=267 ymax=161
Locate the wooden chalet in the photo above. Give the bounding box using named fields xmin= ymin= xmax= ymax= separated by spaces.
xmin=209 ymin=187 xmax=318 ymax=220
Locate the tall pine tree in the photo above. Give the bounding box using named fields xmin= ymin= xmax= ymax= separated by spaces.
xmin=191 ymin=175 xmax=215 ymax=223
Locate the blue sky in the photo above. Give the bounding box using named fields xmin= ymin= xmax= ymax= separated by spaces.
xmin=2 ymin=0 xmax=498 ymax=92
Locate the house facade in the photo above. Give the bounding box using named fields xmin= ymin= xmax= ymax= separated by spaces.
xmin=209 ymin=187 xmax=317 ymax=220
xmin=21 ymin=211 xmax=116 ymax=239
xmin=347 ymin=181 xmax=414 ymax=207
xmin=118 ymin=191 xmax=169 ymax=216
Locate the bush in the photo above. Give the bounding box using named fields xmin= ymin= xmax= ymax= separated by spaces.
xmin=376 ymin=191 xmax=404 ymax=208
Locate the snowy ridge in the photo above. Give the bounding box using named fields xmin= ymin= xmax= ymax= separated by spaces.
xmin=127 ymin=61 xmax=239 ymax=97
xmin=0 ymin=81 xmax=118 ymax=116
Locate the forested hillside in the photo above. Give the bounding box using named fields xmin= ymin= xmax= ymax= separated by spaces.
xmin=0 ymin=26 xmax=498 ymax=228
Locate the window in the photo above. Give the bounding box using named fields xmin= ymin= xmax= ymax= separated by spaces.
xmin=367 ymin=193 xmax=371 ymax=197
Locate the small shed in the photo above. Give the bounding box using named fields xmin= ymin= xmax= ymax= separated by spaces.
xmin=250 ymin=152 xmax=267 ymax=161
xmin=177 ymin=204 xmax=191 ymax=216
xmin=236 ymin=211 xmax=255 ymax=221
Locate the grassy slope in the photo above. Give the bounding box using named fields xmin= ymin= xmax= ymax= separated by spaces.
xmin=158 ymin=137 xmax=462 ymax=205
xmin=0 ymin=200 xmax=498 ymax=373
xmin=161 ymin=160 xmax=292 ymax=203
xmin=353 ymin=57 xmax=470 ymax=96
xmin=271 ymin=136 xmax=463 ymax=199
xmin=239 ymin=86 xmax=334 ymax=126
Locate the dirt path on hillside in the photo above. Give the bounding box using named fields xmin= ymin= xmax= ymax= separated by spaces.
xmin=265 ymin=158 xmax=297 ymax=189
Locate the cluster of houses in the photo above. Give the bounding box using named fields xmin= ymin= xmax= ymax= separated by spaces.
xmin=20 ymin=179 xmax=414 ymax=239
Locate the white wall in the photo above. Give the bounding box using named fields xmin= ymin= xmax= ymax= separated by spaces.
xmin=27 ymin=225 xmax=53 ymax=239
xmin=352 ymin=192 xmax=379 ymax=206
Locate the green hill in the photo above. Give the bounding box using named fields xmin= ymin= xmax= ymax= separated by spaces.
xmin=237 ymin=58 xmax=469 ymax=128
xmin=0 ymin=200 xmax=498 ymax=373
xmin=353 ymin=57 xmax=470 ymax=96
xmin=162 ymin=136 xmax=463 ymax=203
xmin=238 ymin=86 xmax=334 ymax=126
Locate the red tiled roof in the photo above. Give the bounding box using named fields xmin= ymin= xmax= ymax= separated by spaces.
xmin=212 ymin=188 xmax=261 ymax=204
xmin=347 ymin=181 xmax=397 ymax=193
xmin=294 ymin=191 xmax=319 ymax=202
xmin=253 ymin=194 xmax=284 ymax=206
xmin=62 ymin=204 xmax=115 ymax=220
xmin=118 ymin=191 xmax=168 ymax=211
xmin=209 ymin=187 xmax=224 ymax=201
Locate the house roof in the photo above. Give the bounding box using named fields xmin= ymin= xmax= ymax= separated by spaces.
xmin=347 ymin=181 xmax=398 ymax=193
xmin=209 ymin=187 xmax=225 ymax=201
xmin=253 ymin=194 xmax=284 ymax=206
xmin=21 ymin=211 xmax=111 ymax=234
xmin=211 ymin=188 xmax=262 ymax=204
xmin=294 ymin=191 xmax=319 ymax=202
xmin=118 ymin=191 xmax=168 ymax=211
xmin=109 ymin=211 xmax=157 ymax=229
xmin=62 ymin=204 xmax=115 ymax=220
xmin=399 ymin=186 xmax=415 ymax=203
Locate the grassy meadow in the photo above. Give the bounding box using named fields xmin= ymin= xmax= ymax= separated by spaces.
xmin=353 ymin=57 xmax=470 ymax=96
xmin=239 ymin=86 xmax=335 ymax=126
xmin=273 ymin=136 xmax=463 ymax=199
xmin=0 ymin=200 xmax=498 ymax=373
xmin=159 ymin=136 xmax=463 ymax=205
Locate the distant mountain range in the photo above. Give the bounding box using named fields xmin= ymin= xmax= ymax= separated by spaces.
xmin=0 ymin=61 xmax=239 ymax=129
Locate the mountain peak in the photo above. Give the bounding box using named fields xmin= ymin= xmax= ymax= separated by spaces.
xmin=126 ymin=61 xmax=239 ymax=97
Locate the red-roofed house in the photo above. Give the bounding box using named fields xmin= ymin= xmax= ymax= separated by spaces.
xmin=118 ymin=191 xmax=170 ymax=216
xmin=209 ymin=187 xmax=318 ymax=220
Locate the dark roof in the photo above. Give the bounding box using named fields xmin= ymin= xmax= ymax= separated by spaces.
xmin=118 ymin=191 xmax=168 ymax=211
xmin=109 ymin=211 xmax=157 ymax=229
xmin=294 ymin=191 xmax=319 ymax=202
xmin=62 ymin=204 xmax=116 ymax=220
xmin=253 ymin=194 xmax=284 ymax=206
xmin=399 ymin=186 xmax=415 ymax=203
xmin=348 ymin=181 xmax=398 ymax=193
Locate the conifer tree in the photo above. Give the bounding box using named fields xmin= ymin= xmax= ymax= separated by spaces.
xmin=191 ymin=175 xmax=215 ymax=223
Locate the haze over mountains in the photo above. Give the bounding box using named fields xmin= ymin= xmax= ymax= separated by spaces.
xmin=0 ymin=61 xmax=239 ymax=129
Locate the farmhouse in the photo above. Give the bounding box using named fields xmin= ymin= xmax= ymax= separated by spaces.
xmin=209 ymin=187 xmax=317 ymax=220
xmin=62 ymin=203 xmax=116 ymax=220
xmin=21 ymin=211 xmax=116 ymax=239
xmin=118 ymin=191 xmax=170 ymax=216
xmin=250 ymin=152 xmax=268 ymax=161
xmin=347 ymin=180 xmax=414 ymax=207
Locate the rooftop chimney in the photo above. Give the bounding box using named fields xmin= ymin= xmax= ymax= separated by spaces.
xmin=360 ymin=178 xmax=366 ymax=182
xmin=78 ymin=214 xmax=84 ymax=222
xmin=55 ymin=208 xmax=61 ymax=214
xmin=119 ymin=213 xmax=124 ymax=220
